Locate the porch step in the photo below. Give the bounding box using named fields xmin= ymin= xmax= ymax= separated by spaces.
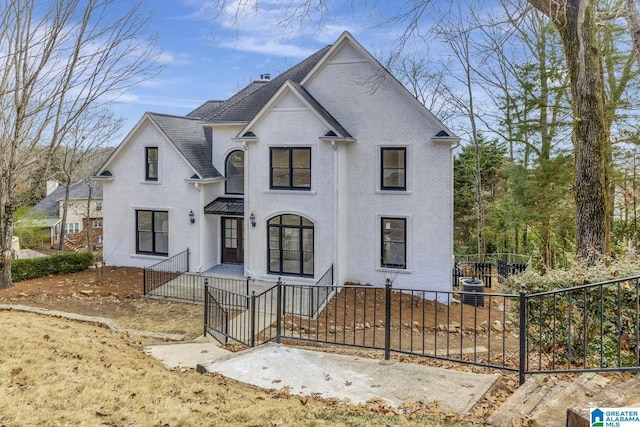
xmin=487 ymin=373 xmax=640 ymax=427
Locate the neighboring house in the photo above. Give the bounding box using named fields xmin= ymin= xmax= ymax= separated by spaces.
xmin=94 ymin=32 xmax=459 ymax=291
xmin=27 ymin=180 xmax=103 ymax=249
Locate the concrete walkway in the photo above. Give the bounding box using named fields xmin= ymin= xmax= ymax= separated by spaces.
xmin=146 ymin=339 xmax=498 ymax=414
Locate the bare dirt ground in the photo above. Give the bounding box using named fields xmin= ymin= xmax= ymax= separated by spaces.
xmin=0 ymin=266 xmax=203 ymax=340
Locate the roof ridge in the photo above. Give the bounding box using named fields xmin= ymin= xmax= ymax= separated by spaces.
xmin=148 ymin=111 xmax=201 ymax=121
xmin=206 ymin=44 xmax=332 ymax=123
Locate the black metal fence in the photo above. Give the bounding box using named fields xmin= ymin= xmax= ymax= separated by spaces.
xmin=453 ymin=253 xmax=531 ymax=288
xmin=524 ymin=276 xmax=640 ymax=377
xmin=203 ymin=275 xmax=640 ymax=385
xmin=204 ymin=283 xmax=279 ymax=347
xmin=282 ymin=265 xmax=335 ymax=318
xmin=143 ymin=248 xmax=190 ymax=295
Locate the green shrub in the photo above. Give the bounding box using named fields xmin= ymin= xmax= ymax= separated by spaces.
xmin=502 ymin=257 xmax=640 ymax=369
xmin=12 ymin=252 xmax=94 ymax=282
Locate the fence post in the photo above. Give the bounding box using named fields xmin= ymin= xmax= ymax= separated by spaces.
xmin=250 ymin=291 xmax=256 ymax=347
xmin=143 ymin=268 xmax=147 ymax=295
xmin=276 ymin=277 xmax=282 ymax=345
xmin=384 ymin=278 xmax=392 ymax=361
xmin=519 ymin=283 xmax=527 ymax=386
xmin=186 ymin=248 xmax=190 ymax=272
xmin=203 ymin=279 xmax=209 ymax=338
xmin=246 ymin=277 xmax=250 ymax=309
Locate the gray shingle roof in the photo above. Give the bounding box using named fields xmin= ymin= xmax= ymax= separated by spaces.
xmin=202 ymin=45 xmax=332 ymax=123
xmin=33 ymin=181 xmax=103 ymax=218
xmin=187 ymin=100 xmax=224 ymax=119
xmin=147 ymin=113 xmax=222 ymax=179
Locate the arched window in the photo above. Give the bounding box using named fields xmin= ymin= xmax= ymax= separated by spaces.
xmin=268 ymin=214 xmax=314 ymax=277
xmin=225 ymin=150 xmax=244 ymax=194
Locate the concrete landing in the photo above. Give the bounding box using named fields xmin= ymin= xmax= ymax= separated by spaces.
xmin=197 ymin=343 xmax=499 ymax=413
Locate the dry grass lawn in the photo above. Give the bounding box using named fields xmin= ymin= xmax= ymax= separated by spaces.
xmin=0 ymin=310 xmax=481 ymax=427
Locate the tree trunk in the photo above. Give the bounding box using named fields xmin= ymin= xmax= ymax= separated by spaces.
xmin=530 ymin=0 xmax=607 ymax=263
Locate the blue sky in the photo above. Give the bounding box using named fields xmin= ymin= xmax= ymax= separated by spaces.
xmin=109 ymin=0 xmax=413 ymax=141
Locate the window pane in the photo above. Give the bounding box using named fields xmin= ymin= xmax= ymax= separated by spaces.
xmin=303 ymin=251 xmax=314 ymax=275
xmin=269 ymin=227 xmax=279 ymax=249
xmin=268 ymin=216 xmax=280 ymax=225
xmin=147 ymin=164 xmax=158 ymax=179
xmin=302 ymin=229 xmax=313 ymax=251
xmin=226 ymin=150 xmax=244 ymax=194
xmin=154 ymin=211 xmax=168 ymax=232
xmin=138 ymin=211 xmax=152 ymax=231
xmin=282 ymin=215 xmax=300 ymax=225
xmin=292 ymin=148 xmax=310 ymax=167
xmin=282 ymin=228 xmax=299 ymax=251
xmin=269 ymin=250 xmax=280 ymax=271
xmin=282 ymin=251 xmax=300 ymax=274
xmin=155 ymin=232 xmax=169 ymax=254
xmin=383 ymin=170 xmax=405 ymax=188
xmin=383 ymin=148 xmax=404 ymax=167
xmin=271 ymin=149 xmax=289 ymax=167
xmin=271 ymin=169 xmax=290 ymax=187
xmin=292 ymin=169 xmax=311 ymax=188
xmin=382 ymin=218 xmax=406 ymax=268
xmin=138 ymin=231 xmax=153 ymax=252
xmin=301 ymin=218 xmax=313 ymax=226
xmin=147 ymin=148 xmax=158 ymax=163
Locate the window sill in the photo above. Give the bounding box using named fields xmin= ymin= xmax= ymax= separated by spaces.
xmin=131 ymin=253 xmax=168 ymax=260
xmin=140 ymin=180 xmax=162 ymax=185
xmin=261 ymin=274 xmax=317 ymax=284
xmin=376 ymin=267 xmax=412 ymax=274
xmin=375 ymin=189 xmax=411 ymax=195
xmin=264 ymin=189 xmax=316 ymax=195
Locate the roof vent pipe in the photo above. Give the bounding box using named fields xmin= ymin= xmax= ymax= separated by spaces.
xmin=260 ymin=73 xmax=271 ymax=81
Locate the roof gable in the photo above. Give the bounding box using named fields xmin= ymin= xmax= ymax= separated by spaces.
xmin=238 ymin=80 xmax=352 ymax=139
xmin=95 ymin=113 xmax=222 ymax=181
xmin=301 ymin=31 xmax=457 ymax=140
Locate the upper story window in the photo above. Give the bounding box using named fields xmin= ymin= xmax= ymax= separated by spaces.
xmin=95 ymin=201 xmax=102 ymax=212
xmin=145 ymin=147 xmax=158 ymax=181
xmin=381 ymin=217 xmax=406 ymax=269
xmin=381 ymin=147 xmax=406 ymax=191
xmin=270 ymin=147 xmax=311 ymax=190
xmin=225 ymin=150 xmax=244 ymax=195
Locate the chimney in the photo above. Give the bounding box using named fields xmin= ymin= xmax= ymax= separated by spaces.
xmin=46 ymin=179 xmax=59 ymax=196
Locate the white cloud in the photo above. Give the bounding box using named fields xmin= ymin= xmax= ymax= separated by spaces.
xmin=154 ymin=51 xmax=192 ymax=66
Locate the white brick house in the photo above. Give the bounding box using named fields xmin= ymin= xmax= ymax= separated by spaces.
xmin=94 ymin=32 xmax=459 ymax=291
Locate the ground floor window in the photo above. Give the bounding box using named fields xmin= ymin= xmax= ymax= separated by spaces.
xmin=136 ymin=210 xmax=168 ymax=256
xmin=268 ymin=214 xmax=313 ymax=277
xmin=381 ymin=217 xmax=406 ymax=269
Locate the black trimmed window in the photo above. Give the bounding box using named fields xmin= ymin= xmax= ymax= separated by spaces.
xmin=136 ymin=210 xmax=168 ymax=255
xmin=381 ymin=147 xmax=406 ymax=190
xmin=268 ymin=214 xmax=314 ymax=277
xmin=145 ymin=147 xmax=158 ymax=181
xmin=225 ymin=150 xmax=245 ymax=194
xmin=270 ymin=147 xmax=311 ymax=190
xmin=381 ymin=217 xmax=406 ymax=268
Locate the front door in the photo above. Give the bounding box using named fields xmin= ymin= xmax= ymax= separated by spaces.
xmin=222 ymin=217 xmax=243 ymax=264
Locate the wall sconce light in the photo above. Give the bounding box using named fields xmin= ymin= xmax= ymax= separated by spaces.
xmin=250 ymin=212 xmax=256 ymax=227
xmin=189 ymin=210 xmax=195 ymax=224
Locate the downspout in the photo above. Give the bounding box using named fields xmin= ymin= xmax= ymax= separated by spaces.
xmin=243 ymin=141 xmax=250 ymax=278
xmin=196 ymin=181 xmax=203 ymax=272
xmin=332 ymin=140 xmax=338 ymax=286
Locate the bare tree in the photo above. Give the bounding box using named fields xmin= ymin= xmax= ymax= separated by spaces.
xmin=55 ymin=109 xmax=121 ymax=251
xmin=0 ymin=0 xmax=159 ymax=289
